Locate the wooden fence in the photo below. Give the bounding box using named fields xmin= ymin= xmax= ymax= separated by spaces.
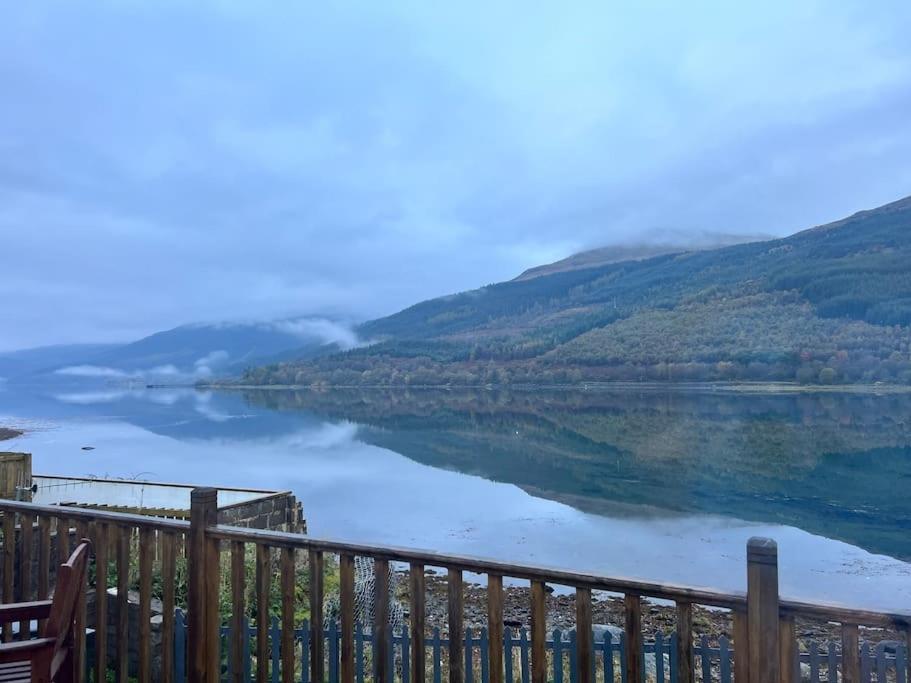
xmin=1 ymin=488 xmax=909 ymax=683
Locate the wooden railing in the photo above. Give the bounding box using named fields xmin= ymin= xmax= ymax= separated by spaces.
xmin=0 ymin=497 xmax=190 ymax=682
xmin=1 ymin=489 xmax=910 ymax=683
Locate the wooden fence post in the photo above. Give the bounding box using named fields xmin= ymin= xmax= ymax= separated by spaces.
xmin=747 ymin=538 xmax=779 ymax=683
xmin=189 ymin=487 xmax=219 ymax=683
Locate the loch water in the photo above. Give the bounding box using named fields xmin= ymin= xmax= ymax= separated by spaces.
xmin=2 ymin=385 xmax=909 ymax=609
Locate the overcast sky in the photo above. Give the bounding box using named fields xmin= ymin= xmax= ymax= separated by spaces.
xmin=2 ymin=1 xmax=910 ymax=351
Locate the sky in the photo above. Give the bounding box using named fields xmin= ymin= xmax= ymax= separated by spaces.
xmin=2 ymin=1 xmax=910 ymax=352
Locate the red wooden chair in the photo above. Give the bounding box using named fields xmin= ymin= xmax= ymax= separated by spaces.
xmin=0 ymin=539 xmax=92 ymax=682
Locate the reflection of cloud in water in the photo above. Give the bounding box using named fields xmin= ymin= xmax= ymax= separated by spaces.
xmin=281 ymin=422 xmax=359 ymax=449
xmin=54 ymin=388 xmax=198 ymax=406
xmin=56 ymin=365 xmax=133 ymax=378
xmin=54 ymin=390 xmax=133 ymax=404
xmin=193 ymin=392 xmax=233 ymax=423
xmin=182 ymin=422 xmax=359 ymax=450
xmin=53 ymin=387 xmax=241 ymax=423
xmin=146 ymin=390 xmax=187 ymax=406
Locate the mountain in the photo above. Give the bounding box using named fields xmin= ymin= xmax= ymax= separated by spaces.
xmin=514 ymin=231 xmax=770 ymax=281
xmin=0 ymin=344 xmax=123 ymax=383
xmin=244 ymin=195 xmax=911 ymax=386
xmin=2 ymin=318 xmax=358 ymax=385
xmin=81 ymin=322 xmax=321 ymax=375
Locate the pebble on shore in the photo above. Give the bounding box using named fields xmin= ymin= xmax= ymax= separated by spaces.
xmin=398 ymin=570 xmax=902 ymax=647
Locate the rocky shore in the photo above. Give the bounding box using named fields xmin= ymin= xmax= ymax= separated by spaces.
xmin=0 ymin=427 xmax=23 ymax=441
xmin=405 ymin=571 xmax=902 ymax=646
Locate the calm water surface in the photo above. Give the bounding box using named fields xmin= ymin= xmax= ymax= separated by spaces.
xmin=1 ymin=386 xmax=909 ymax=610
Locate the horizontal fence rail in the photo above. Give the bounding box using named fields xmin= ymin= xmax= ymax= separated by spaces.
xmin=1 ymin=491 xmax=910 ymax=683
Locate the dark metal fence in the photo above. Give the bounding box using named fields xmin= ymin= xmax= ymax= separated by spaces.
xmin=167 ymin=611 xmax=910 ymax=683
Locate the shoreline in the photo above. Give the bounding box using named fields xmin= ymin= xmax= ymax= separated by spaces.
xmin=413 ymin=572 xmax=902 ymax=645
xmin=195 ymin=380 xmax=911 ymax=395
xmin=0 ymin=427 xmax=23 ymax=442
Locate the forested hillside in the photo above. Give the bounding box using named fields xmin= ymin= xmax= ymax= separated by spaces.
xmin=243 ymin=195 xmax=911 ymax=386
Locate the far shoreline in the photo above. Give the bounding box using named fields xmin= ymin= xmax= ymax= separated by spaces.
xmin=191 ymin=380 xmax=911 ymax=395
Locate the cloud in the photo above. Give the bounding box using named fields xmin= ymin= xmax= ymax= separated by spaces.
xmin=56 ymin=363 xmax=209 ymax=381
xmin=193 ymin=350 xmax=230 ymax=378
xmin=1 ymin=1 xmax=910 ymax=350
xmin=56 ymin=365 xmax=131 ymax=378
xmin=270 ymin=318 xmax=364 ymax=351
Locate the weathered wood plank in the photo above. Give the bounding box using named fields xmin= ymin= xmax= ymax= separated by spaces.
xmin=903 ymin=624 xmax=911 ymax=683
xmin=281 ymin=547 xmax=296 ymax=683
xmin=93 ymin=521 xmax=110 ymax=681
xmin=904 ymin=625 xmax=911 ymax=683
xmin=189 ymin=487 xmax=219 ymax=683
xmin=779 ymin=615 xmax=796 ymax=683
xmin=205 ymin=524 xmax=220 ymax=682
xmin=1 ymin=512 xmax=14 ymax=642
xmin=74 ymin=519 xmax=89 ymax=683
xmin=676 ymin=602 xmax=694 ymax=683
xmin=531 ymin=581 xmax=546 ymax=683
xmin=410 ymin=562 xmax=426 ymax=683
xmin=161 ymin=531 xmax=177 ymax=683
xmin=576 ymin=587 xmax=593 ymax=683
xmin=747 ymin=538 xmax=779 ymax=683
xmin=488 ymin=575 xmax=504 ymax=683
xmin=231 ymin=541 xmax=246 ymax=683
xmin=139 ymin=527 xmax=154 ymax=683
xmin=340 ymin=553 xmax=356 ymax=683
xmin=18 ymin=512 xmax=33 ymax=638
xmin=375 ymin=558 xmax=391 ymax=683
xmin=37 ymin=515 xmax=51 ymax=602
xmin=256 ymin=543 xmax=270 ymax=683
xmin=733 ymin=610 xmax=748 ymax=683
xmin=447 ymin=568 xmax=464 ymax=683
xmin=310 ymin=549 xmax=325 ymax=683
xmin=841 ymin=623 xmax=860 ymax=683
xmin=624 ymin=594 xmax=643 ymax=683
xmin=37 ymin=514 xmax=50 ymax=633
xmin=116 ymin=525 xmax=130 ymax=683
xmin=61 ymin=517 xmax=74 ymax=561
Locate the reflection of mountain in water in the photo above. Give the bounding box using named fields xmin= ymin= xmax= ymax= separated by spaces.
xmin=7 ymin=385 xmax=909 ymax=561
xmin=244 ymin=388 xmax=911 ymax=561
xmin=0 ymin=388 xmax=320 ymax=442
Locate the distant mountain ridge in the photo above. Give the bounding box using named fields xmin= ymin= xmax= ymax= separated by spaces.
xmin=0 ymin=318 xmax=358 ymax=385
xmin=514 ymin=231 xmax=771 ymax=281
xmin=244 ymin=194 xmax=911 ymax=386
xmin=0 ymin=344 xmax=122 ymax=382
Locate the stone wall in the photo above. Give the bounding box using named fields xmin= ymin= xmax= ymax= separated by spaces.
xmin=218 ymin=492 xmax=306 ymax=533
xmin=86 ymin=588 xmax=165 ymax=680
